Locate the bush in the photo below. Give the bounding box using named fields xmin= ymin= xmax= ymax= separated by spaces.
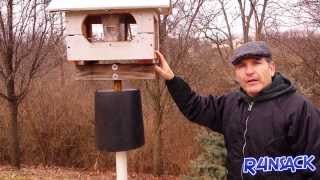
xmin=184 ymin=130 xmax=227 ymax=180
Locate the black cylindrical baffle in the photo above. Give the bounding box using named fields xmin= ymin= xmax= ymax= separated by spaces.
xmin=95 ymin=89 xmax=145 ymax=152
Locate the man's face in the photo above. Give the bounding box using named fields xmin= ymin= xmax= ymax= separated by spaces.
xmin=234 ymin=58 xmax=275 ymax=97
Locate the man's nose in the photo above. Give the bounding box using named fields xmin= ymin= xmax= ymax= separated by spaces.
xmin=245 ymin=65 xmax=255 ymax=75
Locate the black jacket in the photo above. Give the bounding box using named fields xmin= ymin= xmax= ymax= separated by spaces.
xmin=166 ymin=73 xmax=320 ymax=180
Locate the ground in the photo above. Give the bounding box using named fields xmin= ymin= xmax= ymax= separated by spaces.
xmin=0 ymin=166 xmax=180 ymax=180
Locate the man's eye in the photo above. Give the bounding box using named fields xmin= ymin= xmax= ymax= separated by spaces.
xmin=253 ymin=61 xmax=262 ymax=65
xmin=237 ymin=63 xmax=245 ymax=68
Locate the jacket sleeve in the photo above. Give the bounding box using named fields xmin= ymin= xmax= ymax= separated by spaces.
xmin=165 ymin=76 xmax=225 ymax=133
xmin=288 ymin=98 xmax=320 ymax=179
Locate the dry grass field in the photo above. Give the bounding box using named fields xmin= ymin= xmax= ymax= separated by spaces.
xmin=0 ymin=165 xmax=180 ymax=180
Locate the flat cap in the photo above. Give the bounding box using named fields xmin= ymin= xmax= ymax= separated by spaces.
xmin=230 ymin=41 xmax=272 ymax=65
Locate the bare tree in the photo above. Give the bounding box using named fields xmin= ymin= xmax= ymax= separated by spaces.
xmin=237 ymin=0 xmax=257 ymax=42
xmin=237 ymin=0 xmax=271 ymax=41
xmin=298 ymin=0 xmax=320 ymax=26
xmin=268 ymin=0 xmax=320 ymax=93
xmin=144 ymin=0 xmax=206 ymax=175
xmin=270 ymin=30 xmax=320 ymax=96
xmin=0 ymin=0 xmax=62 ymax=168
xmin=197 ymin=0 xmax=234 ymax=62
xmin=196 ymin=0 xmax=271 ymax=63
xmin=252 ymin=0 xmax=269 ymax=40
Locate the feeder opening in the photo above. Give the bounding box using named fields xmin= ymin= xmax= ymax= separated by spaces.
xmin=83 ymin=13 xmax=138 ymax=42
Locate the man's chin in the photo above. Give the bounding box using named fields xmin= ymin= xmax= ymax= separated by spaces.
xmin=245 ymin=88 xmax=262 ymax=97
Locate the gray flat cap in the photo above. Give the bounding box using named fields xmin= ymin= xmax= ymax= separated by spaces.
xmin=230 ymin=41 xmax=272 ymax=65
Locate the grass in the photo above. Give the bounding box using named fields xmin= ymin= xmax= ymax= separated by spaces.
xmin=0 ymin=165 xmax=180 ymax=180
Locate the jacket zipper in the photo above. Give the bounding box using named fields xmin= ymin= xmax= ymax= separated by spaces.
xmin=241 ymin=101 xmax=254 ymax=180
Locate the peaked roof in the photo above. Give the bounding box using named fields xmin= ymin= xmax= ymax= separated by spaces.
xmin=47 ymin=0 xmax=171 ymax=15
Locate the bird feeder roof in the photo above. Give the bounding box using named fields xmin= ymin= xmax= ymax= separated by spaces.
xmin=47 ymin=0 xmax=171 ymax=15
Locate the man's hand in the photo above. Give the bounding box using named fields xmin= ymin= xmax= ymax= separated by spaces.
xmin=154 ymin=51 xmax=175 ymax=80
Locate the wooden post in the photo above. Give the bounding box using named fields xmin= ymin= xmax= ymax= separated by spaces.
xmin=113 ymin=80 xmax=128 ymax=180
xmin=113 ymin=80 xmax=122 ymax=91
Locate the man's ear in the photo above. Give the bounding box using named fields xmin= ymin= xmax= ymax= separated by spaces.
xmin=269 ymin=61 xmax=276 ymax=77
xmin=234 ymin=69 xmax=240 ymax=83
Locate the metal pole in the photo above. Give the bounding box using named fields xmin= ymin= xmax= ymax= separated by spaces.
xmin=116 ymin=151 xmax=128 ymax=180
xmin=113 ymin=80 xmax=128 ymax=180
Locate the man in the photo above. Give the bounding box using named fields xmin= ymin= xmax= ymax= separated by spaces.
xmin=154 ymin=41 xmax=320 ymax=180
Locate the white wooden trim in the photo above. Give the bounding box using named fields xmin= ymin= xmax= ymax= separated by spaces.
xmin=48 ymin=0 xmax=171 ymax=15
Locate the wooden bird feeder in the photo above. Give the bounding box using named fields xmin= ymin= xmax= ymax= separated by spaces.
xmin=48 ymin=0 xmax=171 ymax=80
